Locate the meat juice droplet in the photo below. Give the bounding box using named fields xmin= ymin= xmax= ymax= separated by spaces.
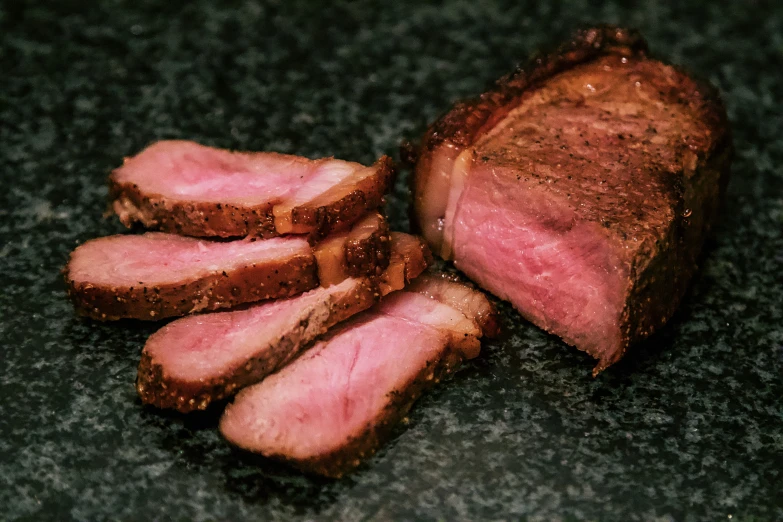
xmin=682 ymin=208 xmax=692 ymax=218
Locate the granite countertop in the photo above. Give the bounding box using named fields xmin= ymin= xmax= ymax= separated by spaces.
xmin=1 ymin=1 xmax=781 ymax=520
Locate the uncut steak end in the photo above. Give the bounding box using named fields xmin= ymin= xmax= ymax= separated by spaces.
xmin=412 ymin=26 xmax=732 ymax=373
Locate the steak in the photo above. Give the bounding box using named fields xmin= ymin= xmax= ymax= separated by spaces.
xmin=219 ymin=278 xmax=497 ymax=478
xmin=407 ymin=272 xmax=500 ymax=338
xmin=412 ymin=26 xmax=732 ymax=373
xmin=66 ymin=213 xmax=390 ymax=321
xmin=110 ymin=140 xmax=394 ymax=239
xmin=136 ymin=233 xmax=430 ymax=412
xmin=378 ymin=232 xmax=433 ymax=295
xmin=314 ymin=212 xmax=390 ymax=287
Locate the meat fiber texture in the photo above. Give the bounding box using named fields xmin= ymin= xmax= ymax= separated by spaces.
xmin=136 ymin=233 xmax=431 ymax=413
xmin=65 ymin=212 xmax=390 ymax=321
xmin=219 ymin=276 xmax=498 ymax=478
xmin=412 ymin=26 xmax=732 ymax=374
xmin=110 ymin=140 xmax=394 ymax=240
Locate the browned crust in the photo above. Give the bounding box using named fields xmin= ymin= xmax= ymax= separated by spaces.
xmin=420 ymin=26 xmax=646 ymax=153
xmin=109 ymin=183 xmax=278 ymax=238
xmin=260 ymin=346 xmax=466 ymax=478
xmin=109 ymin=156 xmax=395 ymax=240
xmin=412 ymin=24 xmax=729 ymax=226
xmin=378 ymin=233 xmax=433 ymax=296
xmin=344 ymin=213 xmax=391 ymax=278
xmin=410 ymin=26 xmax=651 ymax=240
xmin=65 ymin=252 xmax=317 ymax=321
xmin=137 ymin=279 xmax=379 ymax=413
xmin=413 ymin=25 xmax=733 ymax=373
xmin=604 ymin=135 xmax=734 ymax=375
xmin=289 ymin=156 xmax=396 ymax=241
xmin=313 ymin=212 xmax=391 ymax=287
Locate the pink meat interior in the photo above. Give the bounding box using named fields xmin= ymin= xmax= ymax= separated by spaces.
xmin=280 ymin=160 xmax=362 ymax=207
xmin=68 ymin=232 xmax=310 ymax=287
xmin=379 ymin=291 xmax=480 ymax=357
xmin=422 ymin=56 xmax=711 ymax=361
xmin=144 ymin=279 xmax=358 ymax=380
xmin=451 ymin=163 xmax=626 ymax=356
xmin=220 ymin=294 xmax=450 ymax=459
xmin=113 ymin=140 xmax=362 ymax=206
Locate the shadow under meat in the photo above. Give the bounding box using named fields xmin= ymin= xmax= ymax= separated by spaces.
xmin=220 ymin=446 xmax=343 ymax=513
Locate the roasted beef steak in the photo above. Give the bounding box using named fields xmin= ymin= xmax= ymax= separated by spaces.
xmin=219 ymin=277 xmax=496 ymax=478
xmin=313 ymin=212 xmax=391 ymax=287
xmin=110 ymin=140 xmax=394 ymax=239
xmin=136 ymin=233 xmax=430 ymax=413
xmin=408 ymin=272 xmax=501 ymax=338
xmin=412 ymin=26 xmax=732 ymax=373
xmin=66 ymin=213 xmax=390 ymax=321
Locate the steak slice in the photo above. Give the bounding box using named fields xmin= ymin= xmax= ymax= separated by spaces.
xmin=66 ymin=214 xmax=390 ymax=321
xmin=110 ymin=140 xmax=394 ymax=239
xmin=378 ymin=232 xmax=432 ymax=295
xmin=412 ymin=26 xmax=732 ymax=373
xmin=407 ymin=272 xmax=500 ymax=338
xmin=219 ymin=279 xmax=495 ymax=478
xmin=314 ymin=212 xmax=390 ymax=287
xmin=136 ymin=233 xmax=430 ymax=413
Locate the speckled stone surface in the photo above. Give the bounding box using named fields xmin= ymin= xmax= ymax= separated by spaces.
xmin=1 ymin=1 xmax=781 ymax=520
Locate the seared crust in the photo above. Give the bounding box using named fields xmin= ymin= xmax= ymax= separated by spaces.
xmin=344 ymin=213 xmax=391 ymax=278
xmin=110 ymin=186 xmax=278 ymax=239
xmin=137 ymin=279 xmax=379 ymax=413
xmin=421 ymin=26 xmax=648 ymax=152
xmin=378 ymin=232 xmax=433 ymax=296
xmin=413 ymin=25 xmax=732 ymax=373
xmin=109 ymin=154 xmax=395 ymax=240
xmin=65 ymin=251 xmax=317 ymax=321
xmin=272 ymin=347 xmax=466 ymax=478
xmin=609 ymin=137 xmax=734 ymax=374
xmin=413 ymin=24 xmax=728 ymax=232
xmin=313 ymin=212 xmax=391 ymax=287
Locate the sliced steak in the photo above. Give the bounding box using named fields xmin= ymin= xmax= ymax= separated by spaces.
xmin=408 ymin=272 xmax=500 ymax=338
xmin=66 ymin=214 xmax=390 ymax=321
xmin=378 ymin=232 xmax=432 ymax=295
xmin=110 ymin=140 xmax=394 ymax=239
xmin=219 ymin=279 xmax=493 ymax=478
xmin=314 ymin=212 xmax=390 ymax=287
xmin=412 ymin=26 xmax=732 ymax=373
xmin=136 ymin=233 xmax=430 ymax=412
xmin=65 ymin=233 xmax=314 ymax=321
